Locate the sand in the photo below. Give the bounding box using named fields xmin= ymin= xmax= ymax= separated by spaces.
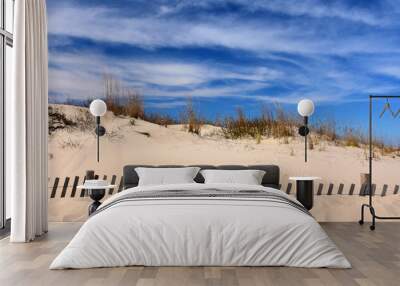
xmin=48 ymin=104 xmax=400 ymax=222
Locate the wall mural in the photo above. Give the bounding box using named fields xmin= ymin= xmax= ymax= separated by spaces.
xmin=47 ymin=0 xmax=400 ymax=222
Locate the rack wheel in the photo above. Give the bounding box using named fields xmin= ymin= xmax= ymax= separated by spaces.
xmin=358 ymin=220 xmax=364 ymax=225
xmin=370 ymin=225 xmax=375 ymax=231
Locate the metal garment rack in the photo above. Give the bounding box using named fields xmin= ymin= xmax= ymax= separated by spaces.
xmin=359 ymin=95 xmax=400 ymax=230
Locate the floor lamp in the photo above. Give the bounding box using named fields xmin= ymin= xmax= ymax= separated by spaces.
xmin=89 ymin=99 xmax=107 ymax=162
xmin=297 ymin=99 xmax=315 ymax=162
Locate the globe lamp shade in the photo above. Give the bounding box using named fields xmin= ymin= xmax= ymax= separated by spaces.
xmin=89 ymin=99 xmax=107 ymax=117
xmin=297 ymin=99 xmax=315 ymax=117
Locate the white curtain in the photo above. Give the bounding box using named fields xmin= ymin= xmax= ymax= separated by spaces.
xmin=9 ymin=0 xmax=48 ymax=242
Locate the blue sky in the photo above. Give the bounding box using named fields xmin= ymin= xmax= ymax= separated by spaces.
xmin=47 ymin=0 xmax=400 ymax=143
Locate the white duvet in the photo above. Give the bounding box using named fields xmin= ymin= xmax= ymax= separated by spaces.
xmin=50 ymin=183 xmax=351 ymax=269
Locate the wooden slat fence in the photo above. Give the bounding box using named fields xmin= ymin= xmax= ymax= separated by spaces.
xmin=48 ymin=175 xmax=400 ymax=198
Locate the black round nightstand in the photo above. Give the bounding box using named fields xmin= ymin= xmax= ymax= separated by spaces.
xmin=77 ymin=184 xmax=117 ymax=215
xmin=87 ymin=189 xmax=106 ymax=215
xmin=289 ymin=177 xmax=320 ymax=210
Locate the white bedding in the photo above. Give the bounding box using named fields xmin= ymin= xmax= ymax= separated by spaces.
xmin=50 ymin=183 xmax=351 ymax=269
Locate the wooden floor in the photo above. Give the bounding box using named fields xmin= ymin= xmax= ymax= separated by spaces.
xmin=0 ymin=222 xmax=399 ymax=286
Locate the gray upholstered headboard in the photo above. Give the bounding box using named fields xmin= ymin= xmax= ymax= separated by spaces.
xmin=123 ymin=165 xmax=280 ymax=190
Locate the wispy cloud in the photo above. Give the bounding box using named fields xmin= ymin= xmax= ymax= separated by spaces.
xmin=49 ymin=47 xmax=400 ymax=106
xmin=49 ymin=51 xmax=278 ymax=101
xmin=159 ymin=0 xmax=383 ymax=26
xmin=47 ymin=2 xmax=400 ymax=55
xmin=47 ymin=0 xmax=400 ymax=108
xmin=145 ymin=101 xmax=187 ymax=109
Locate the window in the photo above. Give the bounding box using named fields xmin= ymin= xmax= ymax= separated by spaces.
xmin=0 ymin=0 xmax=13 ymax=230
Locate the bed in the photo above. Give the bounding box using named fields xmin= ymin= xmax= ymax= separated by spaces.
xmin=50 ymin=165 xmax=351 ymax=269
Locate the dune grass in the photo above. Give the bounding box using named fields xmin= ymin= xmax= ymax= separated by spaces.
xmin=50 ymin=73 xmax=400 ymax=155
xmin=221 ymin=105 xmax=295 ymax=140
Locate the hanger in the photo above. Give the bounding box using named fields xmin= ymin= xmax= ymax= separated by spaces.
xmin=393 ymin=108 xmax=400 ymax=118
xmin=379 ymin=98 xmax=396 ymax=118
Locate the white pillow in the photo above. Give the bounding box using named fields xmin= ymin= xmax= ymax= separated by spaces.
xmin=135 ymin=167 xmax=200 ymax=186
xmin=200 ymin=169 xmax=266 ymax=185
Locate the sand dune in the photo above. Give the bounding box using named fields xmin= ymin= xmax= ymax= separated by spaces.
xmin=48 ymin=104 xmax=400 ymax=222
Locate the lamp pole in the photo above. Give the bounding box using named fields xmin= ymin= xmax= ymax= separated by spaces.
xmin=304 ymin=116 xmax=308 ymax=162
xmin=96 ymin=116 xmax=100 ymax=162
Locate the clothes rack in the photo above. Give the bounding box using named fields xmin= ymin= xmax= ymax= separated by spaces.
xmin=359 ymin=95 xmax=400 ymax=230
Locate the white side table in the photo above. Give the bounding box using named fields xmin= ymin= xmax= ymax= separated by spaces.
xmin=289 ymin=177 xmax=321 ymax=210
xmin=77 ymin=185 xmax=117 ymax=215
